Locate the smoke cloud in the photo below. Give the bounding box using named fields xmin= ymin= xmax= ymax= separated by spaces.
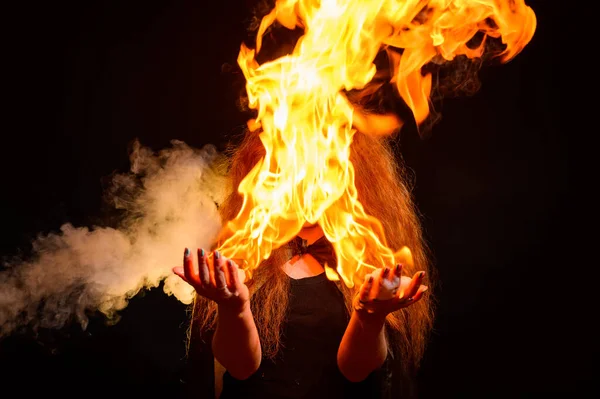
xmin=0 ymin=139 xmax=230 ymax=337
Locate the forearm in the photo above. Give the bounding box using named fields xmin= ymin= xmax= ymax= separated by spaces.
xmin=337 ymin=310 xmax=388 ymax=382
xmin=212 ymin=302 xmax=262 ymax=380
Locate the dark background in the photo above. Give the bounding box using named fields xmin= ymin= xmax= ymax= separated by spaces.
xmin=1 ymin=0 xmax=582 ymax=397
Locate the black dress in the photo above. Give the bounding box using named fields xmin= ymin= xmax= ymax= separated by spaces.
xmin=219 ymin=273 xmax=392 ymax=399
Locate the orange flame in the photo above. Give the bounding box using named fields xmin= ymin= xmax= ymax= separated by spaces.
xmin=218 ymin=0 xmax=536 ymax=287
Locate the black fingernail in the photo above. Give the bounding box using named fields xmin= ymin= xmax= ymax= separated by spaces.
xmin=227 ymin=259 xmax=233 ymax=266
xmin=394 ymin=264 xmax=403 ymax=276
xmin=420 ymin=271 xmax=426 ymax=278
xmin=382 ymin=267 xmax=390 ymax=277
xmin=214 ymin=250 xmax=221 ymax=260
xmin=184 ymin=248 xmax=190 ymax=256
xmin=368 ymin=276 xmax=374 ymax=283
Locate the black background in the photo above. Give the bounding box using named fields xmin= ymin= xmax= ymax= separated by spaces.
xmin=1 ymin=1 xmax=582 ymax=397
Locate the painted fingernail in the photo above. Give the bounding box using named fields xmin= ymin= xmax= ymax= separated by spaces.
xmin=214 ymin=250 xmax=221 ymax=260
xmin=394 ymin=264 xmax=402 ymax=276
xmin=382 ymin=267 xmax=390 ymax=277
xmin=200 ymin=248 xmax=205 ymax=257
xmin=227 ymin=259 xmax=233 ymax=266
xmin=407 ymin=297 xmax=414 ymax=302
xmin=368 ymin=276 xmax=374 ymax=283
xmin=184 ymin=248 xmax=190 ymax=257
xmin=419 ymin=271 xmax=426 ymax=278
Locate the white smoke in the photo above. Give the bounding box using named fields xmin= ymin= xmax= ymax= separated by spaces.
xmin=0 ymin=139 xmax=230 ymax=337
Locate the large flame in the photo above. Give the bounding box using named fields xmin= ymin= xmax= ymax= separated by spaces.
xmin=218 ymin=0 xmax=536 ymax=287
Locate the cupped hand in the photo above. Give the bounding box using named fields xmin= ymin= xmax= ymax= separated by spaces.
xmin=172 ymin=248 xmax=249 ymax=311
xmin=353 ymin=264 xmax=428 ymax=316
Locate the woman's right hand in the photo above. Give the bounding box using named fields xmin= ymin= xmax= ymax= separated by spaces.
xmin=172 ymin=248 xmax=249 ymax=312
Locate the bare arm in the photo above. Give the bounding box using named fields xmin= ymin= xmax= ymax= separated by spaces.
xmin=337 ymin=265 xmax=428 ymax=382
xmin=337 ymin=307 xmax=388 ymax=382
xmin=212 ymin=300 xmax=261 ymax=380
xmin=173 ymin=249 xmax=261 ymax=380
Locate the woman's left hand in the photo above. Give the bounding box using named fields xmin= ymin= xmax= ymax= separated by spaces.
xmin=353 ymin=264 xmax=428 ymax=316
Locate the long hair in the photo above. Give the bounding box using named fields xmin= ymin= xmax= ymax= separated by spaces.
xmin=188 ymin=1 xmax=440 ymax=393
xmin=190 ymin=128 xmax=436 ymax=387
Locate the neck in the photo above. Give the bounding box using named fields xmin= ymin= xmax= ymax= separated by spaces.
xmin=297 ymin=223 xmax=324 ymax=245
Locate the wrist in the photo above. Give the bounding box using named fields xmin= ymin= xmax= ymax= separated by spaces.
xmin=353 ymin=294 xmax=388 ymax=323
xmin=218 ymin=299 xmax=251 ymax=318
xmin=353 ymin=306 xmax=387 ymax=325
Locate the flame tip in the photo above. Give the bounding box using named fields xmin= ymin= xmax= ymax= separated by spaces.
xmin=222 ymin=0 xmax=535 ymax=285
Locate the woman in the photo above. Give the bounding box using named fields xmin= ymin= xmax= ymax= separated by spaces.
xmin=172 ymin=127 xmax=435 ymax=398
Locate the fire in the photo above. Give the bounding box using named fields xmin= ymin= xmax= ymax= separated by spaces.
xmin=217 ymin=0 xmax=536 ymax=287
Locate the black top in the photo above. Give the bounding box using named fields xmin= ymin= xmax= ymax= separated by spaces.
xmin=219 ymin=273 xmax=392 ymax=399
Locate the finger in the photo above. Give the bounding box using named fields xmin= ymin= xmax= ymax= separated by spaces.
xmin=380 ymin=266 xmax=391 ymax=282
xmin=221 ymin=257 xmax=232 ymax=287
xmin=389 ymin=264 xmax=403 ymax=295
xmin=213 ymin=251 xmax=228 ymax=291
xmin=226 ymin=259 xmax=240 ymax=291
xmin=172 ymin=266 xmax=189 ymax=284
xmin=207 ymin=251 xmax=216 ymax=287
xmin=387 ymin=266 xmax=397 ymax=283
xmin=359 ymin=274 xmax=375 ymax=302
xmin=197 ymin=248 xmax=210 ymax=286
xmin=393 ymin=263 xmax=403 ymax=278
xmin=403 ymin=271 xmax=426 ymax=299
xmin=409 ymin=285 xmax=429 ymax=302
xmin=229 ymin=258 xmax=245 ymax=283
xmin=183 ymin=248 xmax=201 ymax=286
